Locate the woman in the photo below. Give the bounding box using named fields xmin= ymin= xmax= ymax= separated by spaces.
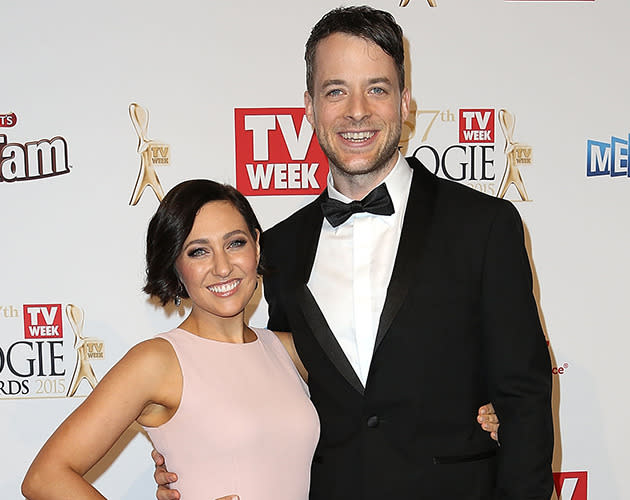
xmin=22 ymin=180 xmax=499 ymax=500
xmin=22 ymin=180 xmax=318 ymax=500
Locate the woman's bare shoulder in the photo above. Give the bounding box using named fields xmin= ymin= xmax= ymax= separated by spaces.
xmin=119 ymin=336 xmax=178 ymax=376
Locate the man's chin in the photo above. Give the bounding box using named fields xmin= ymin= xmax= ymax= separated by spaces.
xmin=332 ymin=156 xmax=396 ymax=179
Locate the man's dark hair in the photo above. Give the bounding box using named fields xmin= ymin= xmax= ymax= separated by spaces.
xmin=305 ymin=5 xmax=406 ymax=95
xmin=143 ymin=179 xmax=263 ymax=305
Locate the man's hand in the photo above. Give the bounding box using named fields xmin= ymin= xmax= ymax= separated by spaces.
xmin=151 ymin=449 xmax=239 ymax=500
xmin=477 ymin=403 xmax=500 ymax=441
xmin=152 ymin=449 xmax=180 ymax=500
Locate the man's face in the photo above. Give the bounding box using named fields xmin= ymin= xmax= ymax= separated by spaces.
xmin=304 ymin=32 xmax=410 ymax=181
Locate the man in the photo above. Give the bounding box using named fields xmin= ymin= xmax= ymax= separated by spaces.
xmin=156 ymin=6 xmax=552 ymax=499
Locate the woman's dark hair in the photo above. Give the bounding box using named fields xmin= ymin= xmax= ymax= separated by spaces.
xmin=143 ymin=179 xmax=263 ymax=305
xmin=305 ymin=5 xmax=406 ymax=95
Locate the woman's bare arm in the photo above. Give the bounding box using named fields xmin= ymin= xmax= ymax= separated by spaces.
xmin=22 ymin=338 xmax=179 ymax=500
xmin=273 ymin=331 xmax=308 ymax=382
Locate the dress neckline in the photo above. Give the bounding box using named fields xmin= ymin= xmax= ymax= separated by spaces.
xmin=174 ymin=327 xmax=260 ymax=346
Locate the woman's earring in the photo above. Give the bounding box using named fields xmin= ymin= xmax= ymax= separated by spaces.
xmin=174 ymin=280 xmax=184 ymax=307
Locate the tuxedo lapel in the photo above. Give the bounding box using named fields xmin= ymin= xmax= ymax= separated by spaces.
xmin=296 ymin=284 xmax=365 ymax=394
xmin=296 ymin=194 xmax=325 ymax=283
xmin=374 ymin=157 xmax=438 ymax=352
xmin=292 ymin=194 xmax=365 ymax=395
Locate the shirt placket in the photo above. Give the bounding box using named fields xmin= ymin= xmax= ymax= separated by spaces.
xmin=353 ymin=215 xmax=373 ymax=385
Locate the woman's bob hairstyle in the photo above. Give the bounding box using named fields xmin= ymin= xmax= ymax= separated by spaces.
xmin=143 ymin=179 xmax=263 ymax=305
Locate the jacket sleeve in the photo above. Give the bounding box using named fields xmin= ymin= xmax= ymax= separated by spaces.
xmin=481 ymin=201 xmax=554 ymax=500
xmin=262 ymin=229 xmax=292 ymax=332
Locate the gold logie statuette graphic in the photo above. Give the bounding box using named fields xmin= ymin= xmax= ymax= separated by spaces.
xmin=129 ymin=103 xmax=169 ymax=206
xmin=66 ymin=304 xmax=104 ymax=397
xmin=497 ymin=109 xmax=533 ymax=201
xmin=400 ymin=0 xmax=437 ymax=7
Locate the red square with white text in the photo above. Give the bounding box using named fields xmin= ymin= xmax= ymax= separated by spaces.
xmin=553 ymin=471 xmax=588 ymax=500
xmin=459 ymin=109 xmax=495 ymax=143
xmin=23 ymin=304 xmax=63 ymax=339
xmin=235 ymin=108 xmax=329 ymax=196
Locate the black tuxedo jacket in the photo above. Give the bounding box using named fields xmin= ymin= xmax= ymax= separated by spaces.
xmin=262 ymin=157 xmax=553 ymax=500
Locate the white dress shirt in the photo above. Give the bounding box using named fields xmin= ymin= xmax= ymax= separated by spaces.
xmin=307 ymin=153 xmax=413 ymax=386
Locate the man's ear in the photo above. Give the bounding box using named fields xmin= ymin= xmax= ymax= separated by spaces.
xmin=304 ymin=90 xmax=315 ymax=128
xmin=400 ymin=87 xmax=410 ymax=123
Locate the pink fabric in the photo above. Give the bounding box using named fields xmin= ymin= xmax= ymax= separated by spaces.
xmin=144 ymin=327 xmax=319 ymax=500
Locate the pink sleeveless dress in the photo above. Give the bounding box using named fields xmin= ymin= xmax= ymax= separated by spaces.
xmin=144 ymin=327 xmax=320 ymax=500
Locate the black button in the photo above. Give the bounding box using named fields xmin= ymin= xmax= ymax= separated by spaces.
xmin=367 ymin=415 xmax=379 ymax=428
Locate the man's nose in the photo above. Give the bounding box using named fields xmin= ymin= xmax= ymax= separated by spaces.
xmin=346 ymin=93 xmax=370 ymax=122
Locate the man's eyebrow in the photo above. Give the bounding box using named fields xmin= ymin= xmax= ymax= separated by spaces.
xmin=320 ymin=77 xmax=393 ymax=87
xmin=367 ymin=77 xmax=393 ymax=86
xmin=321 ymin=79 xmax=347 ymax=87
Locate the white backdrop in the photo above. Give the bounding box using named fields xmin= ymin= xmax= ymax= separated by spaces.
xmin=2 ymin=1 xmax=627 ymax=498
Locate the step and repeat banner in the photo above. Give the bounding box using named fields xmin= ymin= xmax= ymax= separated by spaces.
xmin=2 ymin=0 xmax=627 ymax=498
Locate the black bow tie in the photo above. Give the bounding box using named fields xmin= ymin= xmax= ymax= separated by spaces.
xmin=320 ymin=183 xmax=395 ymax=228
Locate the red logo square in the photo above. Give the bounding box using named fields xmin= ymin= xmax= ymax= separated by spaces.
xmin=459 ymin=109 xmax=495 ymax=143
xmin=23 ymin=304 xmax=63 ymax=339
xmin=553 ymin=471 xmax=588 ymax=500
xmin=235 ymin=108 xmax=328 ymax=196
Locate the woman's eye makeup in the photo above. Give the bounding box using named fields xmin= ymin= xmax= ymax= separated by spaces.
xmin=228 ymin=238 xmax=247 ymax=249
xmin=187 ymin=247 xmax=207 ymax=257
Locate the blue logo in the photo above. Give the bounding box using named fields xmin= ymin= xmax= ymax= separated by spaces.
xmin=586 ymin=135 xmax=628 ymax=177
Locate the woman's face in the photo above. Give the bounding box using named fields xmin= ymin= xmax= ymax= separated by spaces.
xmin=175 ymin=201 xmax=260 ymax=321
